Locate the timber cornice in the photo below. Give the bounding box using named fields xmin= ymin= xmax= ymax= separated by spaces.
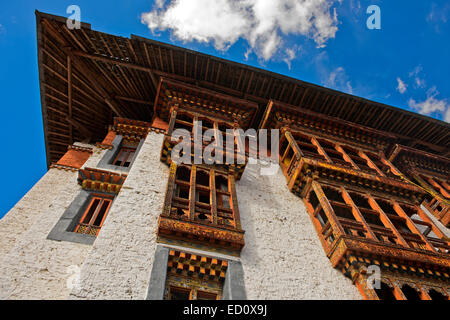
xmin=157 ymin=215 xmax=245 ymax=252
xmin=388 ymin=144 xmax=450 ymax=177
xmin=154 ymin=78 xmax=259 ymax=130
xmin=78 ymin=167 xmax=127 ymax=194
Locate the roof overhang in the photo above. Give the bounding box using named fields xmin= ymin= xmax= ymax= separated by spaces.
xmin=35 ymin=10 xmax=450 ymax=167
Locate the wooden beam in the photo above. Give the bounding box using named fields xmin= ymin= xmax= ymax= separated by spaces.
xmin=341 ymin=187 xmax=378 ymax=241
xmin=367 ymin=195 xmax=409 ymax=247
xmin=115 ymin=95 xmax=153 ymax=105
xmin=189 ymin=166 xmax=197 ymax=220
xmin=392 ymin=202 xmax=435 ymax=252
xmin=65 ymin=116 xmax=92 ymax=141
xmin=67 ymin=55 xmax=73 ymax=143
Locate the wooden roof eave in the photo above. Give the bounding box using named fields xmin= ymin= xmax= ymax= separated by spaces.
xmin=35 ymin=11 xmax=450 ymax=168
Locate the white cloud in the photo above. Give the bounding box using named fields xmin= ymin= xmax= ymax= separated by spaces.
xmin=141 ymin=0 xmax=339 ymax=61
xmin=283 ymin=47 xmax=298 ymax=70
xmin=408 ymin=65 xmax=422 ymax=77
xmin=409 ymin=65 xmax=426 ymax=89
xmin=426 ymin=3 xmax=449 ymax=33
xmin=408 ymin=87 xmax=448 ymax=119
xmin=396 ymin=77 xmax=407 ymax=94
xmin=414 ymin=77 xmax=426 ymax=89
xmin=325 ymin=66 xmax=353 ymax=94
xmin=445 ymin=107 xmax=450 ymax=123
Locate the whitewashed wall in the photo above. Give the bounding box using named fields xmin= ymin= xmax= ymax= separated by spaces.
xmin=237 ymin=161 xmax=361 ymax=299
xmin=69 ymin=132 xmax=169 ymax=299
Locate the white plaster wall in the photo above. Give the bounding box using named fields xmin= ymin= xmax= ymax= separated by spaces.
xmin=237 ymin=161 xmax=361 ymax=300
xmin=80 ymin=144 xmax=108 ymax=170
xmin=0 ymin=168 xmax=92 ymax=299
xmin=0 ymin=168 xmax=74 ymax=257
xmin=69 ymin=132 xmax=169 ymax=299
xmin=0 ymin=142 xmax=109 ymax=299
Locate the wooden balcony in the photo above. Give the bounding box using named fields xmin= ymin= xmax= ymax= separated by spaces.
xmin=279 ymin=128 xmax=426 ymax=202
xmin=303 ymin=182 xmax=450 ymax=281
xmin=157 ymin=163 xmax=245 ymax=254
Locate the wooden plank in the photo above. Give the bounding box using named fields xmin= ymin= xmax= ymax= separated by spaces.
xmin=367 ymin=195 xmax=409 ymax=247
xmin=67 ymin=55 xmax=73 ymax=143
xmin=341 ymin=187 xmax=378 ymax=240
xmin=189 ymin=166 xmax=197 ymax=220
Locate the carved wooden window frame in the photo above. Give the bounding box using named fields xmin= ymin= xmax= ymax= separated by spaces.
xmin=74 ymin=193 xmax=114 ymax=236
xmin=303 ymin=181 xmax=450 ymax=255
xmin=371 ymin=278 xmax=449 ymax=300
xmin=165 ymin=163 xmax=241 ymax=230
xmin=279 ymin=129 xmax=400 ymax=178
xmin=409 ymin=171 xmax=450 ymax=227
xmin=112 ymin=146 xmax=137 ymax=167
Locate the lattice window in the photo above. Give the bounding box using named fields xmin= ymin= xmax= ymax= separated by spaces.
xmin=162 ymin=110 xmax=247 ymax=170
xmin=411 ymin=173 xmax=450 ymax=228
xmin=279 ymin=129 xmax=401 ymax=179
xmin=303 ymin=182 xmax=450 ymax=254
xmin=159 ymin=162 xmax=244 ymax=252
xmin=74 ymin=194 xmax=113 ymax=236
xmin=112 ymin=139 xmax=139 ymax=168
xmin=169 ymin=164 xmax=238 ymax=227
xmin=170 ymin=111 xmax=236 ymax=152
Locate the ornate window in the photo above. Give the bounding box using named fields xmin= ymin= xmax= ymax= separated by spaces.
xmin=387 ymin=144 xmax=450 ymax=228
xmin=74 ymin=194 xmax=113 ymax=236
xmin=261 ymin=99 xmax=449 ymax=300
xmin=158 ymin=163 xmax=244 ymax=253
xmin=97 ymin=118 xmax=150 ymax=172
xmin=401 ymin=284 xmax=422 ymax=300
xmin=372 ymin=279 xmax=449 ymax=300
xmin=112 ymin=145 xmax=136 ymax=168
xmin=279 ymin=129 xmax=400 ymax=179
xmin=304 ymin=182 xmax=450 ymax=255
xmin=47 ymin=168 xmax=126 ymax=245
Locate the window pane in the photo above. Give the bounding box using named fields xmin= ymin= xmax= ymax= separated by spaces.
xmin=169 ymin=287 xmax=191 ymax=300
xmin=82 ymin=198 xmax=100 ymax=224
xmin=197 ymin=291 xmax=217 ymax=300
xmin=114 ymin=150 xmax=127 ymax=165
xmin=93 ymin=199 xmax=111 ymax=226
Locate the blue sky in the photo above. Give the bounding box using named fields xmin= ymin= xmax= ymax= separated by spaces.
xmin=0 ymin=0 xmax=449 ymax=218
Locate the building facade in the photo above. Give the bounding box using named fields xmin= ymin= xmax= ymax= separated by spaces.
xmin=0 ymin=11 xmax=448 ymax=300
